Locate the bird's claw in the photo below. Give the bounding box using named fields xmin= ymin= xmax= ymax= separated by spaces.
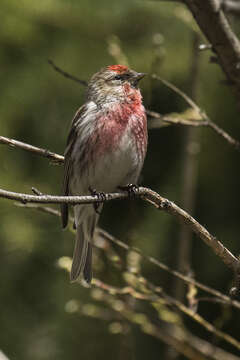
xmin=88 ymin=186 xmax=106 ymax=214
xmin=118 ymin=184 xmax=139 ymax=198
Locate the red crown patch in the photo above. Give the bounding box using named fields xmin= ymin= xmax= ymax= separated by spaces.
xmin=107 ymin=65 xmax=129 ymax=74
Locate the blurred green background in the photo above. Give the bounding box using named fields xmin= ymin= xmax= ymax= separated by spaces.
xmin=1 ymin=0 xmax=240 ymax=359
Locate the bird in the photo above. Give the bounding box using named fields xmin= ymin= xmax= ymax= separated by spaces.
xmin=61 ymin=64 xmax=148 ymax=283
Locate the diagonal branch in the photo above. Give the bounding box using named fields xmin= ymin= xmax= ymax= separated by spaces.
xmin=150 ymin=74 xmax=240 ymax=150
xmin=0 ymin=186 xmax=238 ymax=273
xmin=151 ymin=74 xmax=199 ymax=111
xmin=0 ymin=136 xmax=64 ymax=163
xmin=48 ymin=59 xmax=88 ymax=86
xmin=147 ymin=110 xmax=240 ymax=150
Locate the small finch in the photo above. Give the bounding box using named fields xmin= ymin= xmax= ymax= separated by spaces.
xmin=61 ymin=65 xmax=147 ymax=283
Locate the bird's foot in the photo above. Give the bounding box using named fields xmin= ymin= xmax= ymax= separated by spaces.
xmin=118 ymin=184 xmax=139 ymax=198
xmin=88 ymin=186 xmax=106 ymax=214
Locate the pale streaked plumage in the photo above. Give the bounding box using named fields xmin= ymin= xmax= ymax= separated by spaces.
xmin=61 ymin=65 xmax=147 ymax=283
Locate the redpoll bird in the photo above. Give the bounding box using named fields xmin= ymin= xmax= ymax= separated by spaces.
xmin=61 ymin=65 xmax=147 ymax=283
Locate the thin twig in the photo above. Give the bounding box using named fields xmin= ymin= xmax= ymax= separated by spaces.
xmin=150 ymin=76 xmax=240 ymax=150
xmin=17 ymin=203 xmax=65 ymax=218
xmin=31 ymin=187 xmax=43 ymax=196
xmin=0 ymin=136 xmax=64 ymax=163
xmin=48 ymin=59 xmax=88 ymax=86
xmin=146 ymin=110 xmax=207 ymax=127
xmin=151 ymin=74 xmax=200 ymax=111
xmin=147 ymin=111 xmax=240 ymax=150
xmin=206 ymin=119 xmax=240 ymax=149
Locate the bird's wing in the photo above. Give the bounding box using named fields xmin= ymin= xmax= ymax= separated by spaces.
xmin=61 ymin=103 xmax=90 ymax=228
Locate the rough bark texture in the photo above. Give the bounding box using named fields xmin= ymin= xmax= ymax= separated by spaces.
xmin=184 ymin=0 xmax=240 ymax=103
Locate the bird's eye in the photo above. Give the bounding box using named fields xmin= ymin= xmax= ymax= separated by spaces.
xmin=114 ymin=75 xmax=122 ymax=80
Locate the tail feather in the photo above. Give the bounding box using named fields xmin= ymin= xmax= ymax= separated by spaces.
xmin=70 ymin=224 xmax=88 ymax=282
xmin=83 ymin=244 xmax=92 ymax=283
xmin=71 ymin=205 xmax=101 ymax=283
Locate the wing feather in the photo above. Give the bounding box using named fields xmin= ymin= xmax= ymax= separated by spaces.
xmin=60 ymin=104 xmax=89 ymax=228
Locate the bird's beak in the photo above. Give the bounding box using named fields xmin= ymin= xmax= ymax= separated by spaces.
xmin=134 ymin=72 xmax=146 ymax=81
xmin=131 ymin=72 xmax=147 ymax=87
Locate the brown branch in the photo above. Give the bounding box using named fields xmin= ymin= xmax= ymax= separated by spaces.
xmin=0 ymin=136 xmax=64 ymax=163
xmin=147 ymin=109 xmax=207 ymax=127
xmin=183 ymin=0 xmax=240 ymax=103
xmin=148 ymin=111 xmax=240 ymax=150
xmin=141 ymin=189 xmax=239 ymax=272
xmin=151 ymin=74 xmax=199 ymax=111
xmin=206 ymin=119 xmax=240 ymax=149
xmin=1 ymin=186 xmax=239 ymax=273
xmin=150 ymin=75 xmax=240 ymax=150
xmin=48 ymin=59 xmax=88 ymax=87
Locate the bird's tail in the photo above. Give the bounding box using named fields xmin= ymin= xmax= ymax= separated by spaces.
xmin=71 ymin=205 xmax=101 ymax=283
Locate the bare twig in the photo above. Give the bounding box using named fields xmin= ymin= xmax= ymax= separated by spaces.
xmin=148 ymin=111 xmax=240 ymax=149
xmin=147 ymin=110 xmax=206 ymax=127
xmin=150 ymin=76 xmax=240 ymax=150
xmin=151 ymin=74 xmax=199 ymax=111
xmin=206 ymin=120 xmax=240 ymax=149
xmin=31 ymin=187 xmax=43 ymax=196
xmin=17 ymin=203 xmax=65 ymax=218
xmin=1 ymin=186 xmax=239 ymax=272
xmin=0 ymin=136 xmax=64 ymax=163
xmin=48 ymin=59 xmax=88 ymax=86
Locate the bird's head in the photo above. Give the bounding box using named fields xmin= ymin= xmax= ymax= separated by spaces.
xmin=87 ymin=65 xmax=146 ymax=105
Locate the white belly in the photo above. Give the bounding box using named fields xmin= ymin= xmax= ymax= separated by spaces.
xmin=71 ymin=128 xmax=142 ymax=195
